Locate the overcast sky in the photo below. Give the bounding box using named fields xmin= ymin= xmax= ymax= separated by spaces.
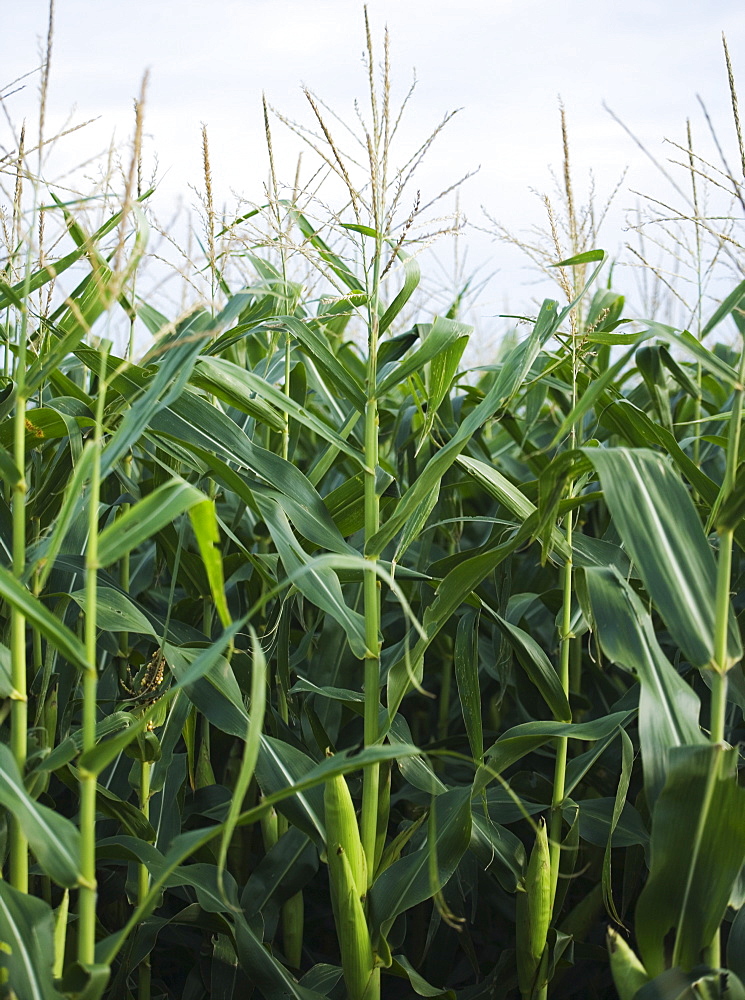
xmin=5 ymin=0 xmax=745 ymax=352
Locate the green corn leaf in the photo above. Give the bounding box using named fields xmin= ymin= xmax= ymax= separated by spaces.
xmin=584 ymin=565 xmax=705 ymax=805
xmin=454 ymin=609 xmax=484 ymax=763
xmin=0 ymin=564 xmax=88 ymax=671
xmin=376 ymin=315 xmax=469 ymax=395
xmin=475 ymin=712 xmax=633 ymax=794
xmin=241 ymin=827 xmax=318 ymax=919
xmin=189 ymin=498 xmax=231 ymax=629
xmin=256 ymin=494 xmax=367 ymax=659
xmin=234 ymin=911 xmax=328 ymax=1000
xmin=584 ymin=447 xmax=742 ymax=670
xmin=379 ymin=250 xmax=421 ymax=335
xmin=368 ymin=786 xmax=472 ymax=937
xmin=635 ymin=744 xmax=745 ymax=976
xmin=217 ymin=627 xmax=266 ymax=892
xmin=267 ymin=315 xmax=366 ymax=411
xmin=70 ymin=588 xmax=157 ymax=638
xmin=97 ymin=478 xmax=206 ymax=567
xmin=0 ymin=882 xmax=66 ymax=1000
xmin=192 ymin=356 xmax=364 ymax=464
xmin=0 ymin=744 xmax=81 ymax=887
xmin=369 ymin=297 xmax=563 ymax=556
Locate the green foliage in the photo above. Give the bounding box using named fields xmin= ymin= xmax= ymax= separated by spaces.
xmin=1 ymin=22 xmax=745 ymax=1000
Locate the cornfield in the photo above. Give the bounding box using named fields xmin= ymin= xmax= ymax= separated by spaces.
xmin=1 ymin=8 xmax=745 ymax=1000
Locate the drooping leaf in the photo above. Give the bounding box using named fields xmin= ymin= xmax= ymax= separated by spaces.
xmin=636 ymin=744 xmax=745 ymax=976
xmin=584 ymin=565 xmax=705 ymax=804
xmin=0 ymin=882 xmax=65 ymax=1000
xmin=584 ymin=447 xmax=741 ymax=670
xmin=368 ymin=786 xmax=472 ymax=937
xmin=0 ymin=744 xmax=81 ymax=887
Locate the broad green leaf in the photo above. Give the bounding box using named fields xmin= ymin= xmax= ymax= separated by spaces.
xmin=458 ymin=456 xmax=570 ymax=559
xmin=189 ymin=499 xmax=231 ymax=628
xmin=368 ymin=297 xmax=563 ymax=555
xmin=368 ymin=787 xmax=472 ymax=936
xmin=701 ymin=277 xmax=745 ymax=338
xmin=217 ymin=627 xmax=266 ymax=889
xmin=488 ymin=611 xmax=572 ymax=723
xmin=0 ymin=564 xmax=88 ymax=670
xmin=475 ymin=712 xmax=633 ymax=794
xmin=0 ymin=744 xmax=81 ymax=887
xmin=267 ymin=315 xmax=366 ymax=411
xmin=417 ymin=332 xmax=468 ymax=450
xmin=80 ymin=617 xmax=247 ymax=773
xmin=97 ymin=478 xmax=206 ymax=566
xmin=635 ymin=745 xmax=745 ymax=976
xmin=378 ymin=250 xmax=421 ymax=335
xmin=389 ymin=956 xmax=455 ymax=998
xmin=140 ymin=381 xmax=352 ymax=554
xmin=256 ymin=494 xmax=367 ymax=659
xmin=234 ymin=911 xmax=327 ymax=1000
xmin=0 ymin=440 xmax=21 ymax=485
xmin=254 ymin=736 xmax=326 ymax=844
xmin=584 ymin=565 xmax=705 ymax=804
xmin=469 ymin=807 xmax=526 ymax=892
xmin=241 ymin=828 xmax=318 ymax=919
xmin=189 ymin=358 xmax=286 ymax=432
xmin=70 ymin=588 xmax=157 ymax=638
xmin=32 ymin=443 xmax=96 ymax=588
xmin=645 ymin=322 xmax=740 ymax=386
xmin=0 ymin=643 xmax=20 ymax=699
xmin=166 ymin=644 xmax=248 ymax=738
xmin=585 ymin=447 xmax=741 ymax=670
xmin=192 ymin=356 xmax=364 ymax=466
xmin=376 ymin=315 xmax=470 ymax=395
xmin=454 ymin=609 xmax=484 ymax=762
xmin=602 ymin=728 xmax=635 ymax=922
xmin=0 ymin=882 xmax=65 ymax=1000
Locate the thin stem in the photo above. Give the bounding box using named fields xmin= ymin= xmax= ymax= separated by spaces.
xmin=137 ymin=759 xmax=152 ymax=1000
xmin=9 ymin=234 xmax=33 ymax=893
xmin=549 ymin=511 xmax=573 ymax=910
xmin=78 ymin=346 xmax=108 ymax=967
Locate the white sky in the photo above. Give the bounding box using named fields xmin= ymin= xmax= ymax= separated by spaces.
xmin=5 ymin=0 xmax=745 ymax=354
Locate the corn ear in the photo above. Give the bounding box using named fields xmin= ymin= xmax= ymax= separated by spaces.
xmin=282 ymin=890 xmax=304 ymax=969
xmin=331 ymin=845 xmax=376 ymax=1000
xmin=516 ymin=818 xmax=551 ymax=999
xmin=324 ymin=762 xmax=367 ymax=896
xmin=607 ymin=927 xmax=650 ymax=1000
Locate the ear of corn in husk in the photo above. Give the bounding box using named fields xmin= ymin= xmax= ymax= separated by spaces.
xmin=329 ymin=843 xmax=375 ymax=999
xmin=607 ymin=927 xmax=650 ymax=1000
xmin=324 ymin=761 xmax=367 ymax=895
xmin=324 ymin=762 xmax=374 ymax=999
xmin=516 ymin=817 xmax=551 ymax=999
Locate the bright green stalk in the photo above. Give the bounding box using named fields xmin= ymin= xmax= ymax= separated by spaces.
xmin=78 ymin=346 xmax=108 ymax=967
xmin=549 ymin=509 xmax=573 ymax=912
xmin=361 ymin=253 xmax=382 ymax=883
xmin=137 ymin=758 xmax=152 ymax=1000
xmin=705 ymin=339 xmax=745 ymax=975
xmin=710 ymin=535 xmax=732 ymax=744
xmin=9 ymin=231 xmax=35 ymax=892
xmin=10 ymin=317 xmax=28 ymax=893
